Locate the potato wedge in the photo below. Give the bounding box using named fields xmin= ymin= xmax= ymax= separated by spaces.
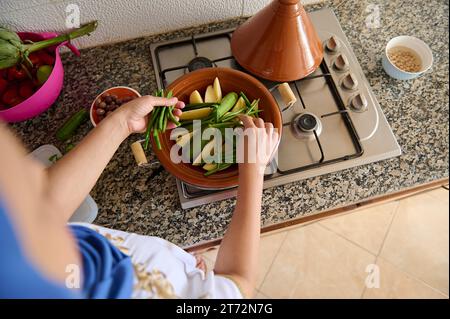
xmin=192 ymin=152 xmax=202 ymax=166
xmin=189 ymin=90 xmax=203 ymax=104
xmin=176 ymin=131 xmax=193 ymax=148
xmin=203 ymin=163 xmax=217 ymax=171
xmin=179 ymin=107 xmax=212 ymax=121
xmin=213 ymin=77 xmax=222 ymax=102
xmin=231 ymin=96 xmax=246 ymax=112
xmin=204 ymin=85 xmax=216 ymax=103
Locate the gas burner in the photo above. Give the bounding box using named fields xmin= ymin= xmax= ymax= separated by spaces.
xmin=291 ymin=112 xmax=322 ymax=140
xmin=187 ymin=57 xmax=214 ymax=72
xmin=150 ymin=8 xmax=402 ymax=209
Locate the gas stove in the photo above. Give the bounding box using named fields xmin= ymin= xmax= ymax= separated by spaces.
xmin=149 ymin=8 xmax=401 ymax=209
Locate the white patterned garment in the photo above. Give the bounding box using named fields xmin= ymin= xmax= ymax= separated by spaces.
xmin=69 ymin=223 xmax=243 ymax=299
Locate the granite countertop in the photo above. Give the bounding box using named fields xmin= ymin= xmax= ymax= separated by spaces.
xmin=11 ymin=0 xmax=449 ymax=247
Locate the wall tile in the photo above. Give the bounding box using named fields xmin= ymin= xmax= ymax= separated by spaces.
xmin=0 ymin=2 xmax=65 ymax=33
xmin=242 ymin=0 xmax=271 ymax=16
xmin=0 ymin=0 xmax=51 ymax=14
xmin=1 ymin=0 xmax=243 ymax=48
xmin=243 ymin=0 xmax=324 ymax=16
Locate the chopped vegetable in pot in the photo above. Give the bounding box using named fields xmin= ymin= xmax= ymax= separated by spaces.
xmin=152 ymin=77 xmax=262 ymax=176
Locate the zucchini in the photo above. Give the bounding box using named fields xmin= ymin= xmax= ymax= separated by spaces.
xmin=216 ymin=92 xmax=238 ymax=119
xmin=56 ymin=109 xmax=89 ymax=141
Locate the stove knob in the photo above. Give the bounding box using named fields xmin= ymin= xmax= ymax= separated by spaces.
xmin=334 ymin=54 xmax=349 ymax=71
xmin=349 ymin=93 xmax=368 ymax=112
xmin=342 ymin=73 xmax=358 ymax=90
xmin=325 ymin=36 xmax=340 ymax=53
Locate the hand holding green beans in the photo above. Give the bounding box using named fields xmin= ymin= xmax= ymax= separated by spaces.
xmin=143 ymin=90 xmax=184 ymax=150
xmin=115 ymin=93 xmax=184 ymax=145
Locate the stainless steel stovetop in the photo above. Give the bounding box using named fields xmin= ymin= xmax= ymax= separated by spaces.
xmin=150 ymin=8 xmax=401 ymax=209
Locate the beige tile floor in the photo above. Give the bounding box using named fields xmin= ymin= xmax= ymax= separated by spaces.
xmin=199 ymin=186 xmax=449 ymax=299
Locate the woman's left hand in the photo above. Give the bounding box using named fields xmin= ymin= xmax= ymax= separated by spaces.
xmin=118 ymin=95 xmax=185 ymax=134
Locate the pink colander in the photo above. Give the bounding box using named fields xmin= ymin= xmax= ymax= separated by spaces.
xmin=0 ymin=32 xmax=80 ymax=123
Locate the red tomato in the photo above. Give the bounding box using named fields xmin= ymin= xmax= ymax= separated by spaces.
xmin=19 ymin=80 xmax=35 ymax=99
xmin=0 ymin=78 xmax=7 ymax=94
xmin=0 ymin=69 xmax=7 ymax=79
xmin=7 ymin=67 xmax=27 ymax=81
xmin=12 ymin=97 xmax=24 ymax=106
xmin=2 ymin=85 xmax=19 ymax=105
xmin=37 ymin=51 xmax=55 ymax=66
xmin=28 ymin=53 xmax=42 ymax=67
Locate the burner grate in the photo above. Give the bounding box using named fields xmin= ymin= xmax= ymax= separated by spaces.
xmin=155 ymin=33 xmax=236 ymax=88
xmin=154 ymin=30 xmax=364 ymax=198
xmin=276 ymin=61 xmax=363 ymax=175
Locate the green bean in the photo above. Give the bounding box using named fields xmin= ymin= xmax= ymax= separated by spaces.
xmin=184 ymin=102 xmax=218 ymax=111
xmin=144 ymin=110 xmax=157 ymax=150
xmin=153 ymin=129 xmax=161 ymax=150
xmin=144 ymin=91 xmax=162 ymax=150
xmin=246 ymin=98 xmax=260 ymax=115
xmin=162 ymin=110 xmax=168 ymax=132
xmin=158 ymin=107 xmax=166 ymax=131
xmin=221 ymin=108 xmax=246 ymax=122
xmin=167 ymin=109 xmax=180 ymax=126
xmin=239 ymin=92 xmax=252 ymax=108
xmin=208 ymin=122 xmax=237 ymax=129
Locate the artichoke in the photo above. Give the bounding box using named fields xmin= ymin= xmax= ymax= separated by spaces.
xmin=0 ymin=21 xmax=97 ymax=70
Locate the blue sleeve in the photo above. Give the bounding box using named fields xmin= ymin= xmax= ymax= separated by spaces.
xmin=0 ymin=197 xmax=134 ymax=299
xmin=0 ymin=198 xmax=78 ymax=298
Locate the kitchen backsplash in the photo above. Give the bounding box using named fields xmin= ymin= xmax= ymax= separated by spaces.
xmin=0 ymin=0 xmax=322 ymax=49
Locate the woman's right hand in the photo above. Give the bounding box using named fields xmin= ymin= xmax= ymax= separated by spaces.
xmin=116 ymin=95 xmax=185 ymax=135
xmin=237 ymin=115 xmax=279 ymax=176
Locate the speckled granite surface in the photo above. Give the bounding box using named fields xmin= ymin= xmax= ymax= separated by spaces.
xmin=10 ymin=0 xmax=449 ymax=247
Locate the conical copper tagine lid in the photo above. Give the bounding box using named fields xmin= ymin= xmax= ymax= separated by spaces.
xmin=231 ymin=0 xmax=323 ymax=82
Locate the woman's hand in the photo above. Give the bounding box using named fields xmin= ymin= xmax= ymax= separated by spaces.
xmin=237 ymin=115 xmax=279 ymax=176
xmin=117 ymin=95 xmax=185 ymax=134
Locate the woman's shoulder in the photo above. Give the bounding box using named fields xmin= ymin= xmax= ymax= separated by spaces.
xmin=0 ymin=198 xmax=79 ymax=298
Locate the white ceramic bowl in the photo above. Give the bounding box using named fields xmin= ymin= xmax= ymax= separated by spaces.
xmin=382 ymin=36 xmax=433 ymax=80
xmin=90 ymin=86 xmax=141 ymax=127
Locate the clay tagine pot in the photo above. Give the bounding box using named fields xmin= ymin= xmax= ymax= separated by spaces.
xmin=151 ymin=67 xmax=282 ymax=190
xmin=231 ymin=0 xmax=323 ymax=82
